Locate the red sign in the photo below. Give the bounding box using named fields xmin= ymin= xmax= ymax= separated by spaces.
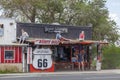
xmin=34 ymin=39 xmax=60 ymax=45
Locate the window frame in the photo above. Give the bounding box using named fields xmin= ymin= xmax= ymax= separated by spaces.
xmin=4 ymin=50 xmax=15 ymax=60
xmin=0 ymin=24 xmax=4 ymax=36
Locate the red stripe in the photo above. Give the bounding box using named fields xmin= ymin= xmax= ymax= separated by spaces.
xmin=15 ymin=46 xmax=18 ymax=63
xmin=13 ymin=46 xmax=15 ymax=63
xmin=4 ymin=46 xmax=7 ymax=63
xmin=11 ymin=60 xmax=13 ymax=63
xmin=0 ymin=47 xmax=1 ymax=63
xmin=1 ymin=46 xmax=4 ymax=63
xmin=17 ymin=46 xmax=19 ymax=63
xmin=12 ymin=46 xmax=15 ymax=63
xmin=5 ymin=60 xmax=7 ymax=63
xmin=8 ymin=60 xmax=10 ymax=63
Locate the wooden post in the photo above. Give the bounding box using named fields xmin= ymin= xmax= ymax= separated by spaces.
xmin=70 ymin=46 xmax=74 ymax=70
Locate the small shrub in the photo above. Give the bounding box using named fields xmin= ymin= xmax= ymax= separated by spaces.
xmin=102 ymin=45 xmax=120 ymax=69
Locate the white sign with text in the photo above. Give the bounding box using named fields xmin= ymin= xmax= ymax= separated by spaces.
xmin=32 ymin=48 xmax=52 ymax=70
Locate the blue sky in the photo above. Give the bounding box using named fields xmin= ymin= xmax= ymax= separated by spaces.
xmin=106 ymin=0 xmax=120 ymax=29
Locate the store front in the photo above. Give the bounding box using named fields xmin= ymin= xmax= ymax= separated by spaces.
xmin=54 ymin=40 xmax=93 ymax=71
xmin=0 ymin=19 xmax=108 ymax=73
xmin=25 ymin=39 xmax=107 ymax=72
xmin=16 ymin=23 xmax=108 ymax=72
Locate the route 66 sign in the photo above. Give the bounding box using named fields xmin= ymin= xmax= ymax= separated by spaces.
xmin=32 ymin=48 xmax=52 ymax=70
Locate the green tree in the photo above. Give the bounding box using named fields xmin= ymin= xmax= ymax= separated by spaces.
xmin=0 ymin=0 xmax=119 ymax=42
xmin=0 ymin=0 xmax=47 ymax=23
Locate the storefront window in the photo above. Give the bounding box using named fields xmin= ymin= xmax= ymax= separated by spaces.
xmin=55 ymin=46 xmax=71 ymax=62
xmin=5 ymin=50 xmax=14 ymax=59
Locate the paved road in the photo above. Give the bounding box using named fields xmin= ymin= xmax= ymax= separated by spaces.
xmin=0 ymin=73 xmax=120 ymax=80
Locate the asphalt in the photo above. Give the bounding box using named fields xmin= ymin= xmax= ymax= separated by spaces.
xmin=0 ymin=69 xmax=120 ymax=77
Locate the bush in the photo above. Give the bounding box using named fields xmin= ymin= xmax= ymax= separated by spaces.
xmin=102 ymin=45 xmax=120 ymax=69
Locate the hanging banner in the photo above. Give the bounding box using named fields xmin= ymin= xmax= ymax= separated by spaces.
xmin=32 ymin=48 xmax=52 ymax=70
xmin=35 ymin=39 xmax=60 ymax=45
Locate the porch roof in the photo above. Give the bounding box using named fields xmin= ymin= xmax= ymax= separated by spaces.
xmin=60 ymin=40 xmax=108 ymax=45
xmin=26 ymin=38 xmax=108 ymax=45
xmin=0 ymin=43 xmax=28 ymax=46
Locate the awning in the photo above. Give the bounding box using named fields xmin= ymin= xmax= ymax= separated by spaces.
xmin=27 ymin=38 xmax=60 ymax=45
xmin=0 ymin=43 xmax=28 ymax=46
xmin=26 ymin=38 xmax=108 ymax=45
xmin=60 ymin=40 xmax=108 ymax=45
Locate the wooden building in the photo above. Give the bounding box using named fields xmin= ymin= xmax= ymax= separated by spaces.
xmin=17 ymin=23 xmax=107 ymax=72
xmin=0 ymin=18 xmax=26 ymax=72
xmin=0 ymin=18 xmax=107 ymax=72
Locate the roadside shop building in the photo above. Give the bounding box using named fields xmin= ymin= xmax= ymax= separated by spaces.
xmin=17 ymin=23 xmax=106 ymax=72
xmin=0 ymin=18 xmax=107 ymax=72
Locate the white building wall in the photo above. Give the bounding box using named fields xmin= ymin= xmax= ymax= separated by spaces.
xmin=0 ymin=18 xmax=16 ymax=44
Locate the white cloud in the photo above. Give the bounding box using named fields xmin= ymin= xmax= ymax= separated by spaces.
xmin=109 ymin=13 xmax=120 ymax=34
xmin=109 ymin=13 xmax=120 ymax=27
xmin=110 ymin=2 xmax=120 ymax=7
xmin=109 ymin=13 xmax=119 ymax=21
xmin=107 ymin=0 xmax=120 ymax=7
